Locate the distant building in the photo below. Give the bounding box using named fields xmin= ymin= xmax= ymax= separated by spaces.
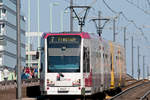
xmin=0 ymin=0 xmax=26 ymax=69
xmin=26 ymin=32 xmax=42 ymax=67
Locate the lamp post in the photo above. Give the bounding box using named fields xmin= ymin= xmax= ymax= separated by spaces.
xmin=61 ymin=10 xmax=69 ymax=32
xmin=49 ymin=2 xmax=59 ymax=32
xmin=37 ymin=0 xmax=40 ymax=78
xmin=28 ymin=0 xmax=31 ymax=67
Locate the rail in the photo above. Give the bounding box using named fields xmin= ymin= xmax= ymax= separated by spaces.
xmin=124 ymin=79 xmax=144 ymax=89
xmin=140 ymin=90 xmax=150 ymax=100
xmin=109 ymin=80 xmax=150 ymax=100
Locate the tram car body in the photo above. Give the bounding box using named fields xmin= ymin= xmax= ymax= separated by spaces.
xmin=39 ymin=32 xmax=126 ymax=97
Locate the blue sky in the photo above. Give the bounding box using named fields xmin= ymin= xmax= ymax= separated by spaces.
xmin=21 ymin=0 xmax=150 ymax=79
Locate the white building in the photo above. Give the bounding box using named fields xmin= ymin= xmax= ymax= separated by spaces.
xmin=26 ymin=32 xmax=42 ymax=67
xmin=0 ymin=0 xmax=26 ymax=69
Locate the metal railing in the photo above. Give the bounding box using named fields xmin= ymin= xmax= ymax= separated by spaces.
xmin=0 ymin=78 xmax=40 ymax=89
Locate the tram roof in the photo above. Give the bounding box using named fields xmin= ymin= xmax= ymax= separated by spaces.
xmin=42 ymin=32 xmax=92 ymax=39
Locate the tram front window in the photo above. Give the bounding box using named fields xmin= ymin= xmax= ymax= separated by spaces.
xmin=47 ymin=35 xmax=81 ymax=73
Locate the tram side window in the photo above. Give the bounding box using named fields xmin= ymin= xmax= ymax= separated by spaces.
xmin=83 ymin=47 xmax=90 ymax=73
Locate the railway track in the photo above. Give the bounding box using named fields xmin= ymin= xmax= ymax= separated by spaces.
xmin=0 ymin=77 xmax=149 ymax=100
xmin=109 ymin=80 xmax=150 ymax=100
xmin=140 ymin=90 xmax=150 ymax=100
xmin=122 ymin=79 xmax=148 ymax=90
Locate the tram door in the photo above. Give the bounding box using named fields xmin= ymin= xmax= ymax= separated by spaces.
xmin=83 ymin=47 xmax=91 ymax=88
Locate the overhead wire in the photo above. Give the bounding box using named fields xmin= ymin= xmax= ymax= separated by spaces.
xmin=63 ymin=0 xmax=97 ymax=19
xmin=125 ymin=0 xmax=150 ymax=15
xmin=102 ymin=0 xmax=149 ymax=44
xmin=146 ymin=0 xmax=150 ymax=8
xmin=63 ymin=0 xmax=149 ymax=43
xmin=78 ymin=0 xmax=97 ymax=15
xmin=102 ymin=0 xmax=117 ymax=14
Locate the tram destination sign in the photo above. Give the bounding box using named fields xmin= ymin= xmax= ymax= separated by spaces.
xmin=48 ymin=35 xmax=81 ymax=44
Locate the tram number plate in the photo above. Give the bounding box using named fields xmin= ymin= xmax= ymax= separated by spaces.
xmin=58 ymin=88 xmax=67 ymax=91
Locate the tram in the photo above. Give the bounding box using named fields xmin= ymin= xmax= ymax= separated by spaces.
xmin=38 ymin=32 xmax=126 ymax=99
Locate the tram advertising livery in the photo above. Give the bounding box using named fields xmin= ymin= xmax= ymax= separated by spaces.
xmin=38 ymin=32 xmax=126 ymax=99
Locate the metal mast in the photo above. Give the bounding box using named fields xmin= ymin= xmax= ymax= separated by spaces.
xmin=38 ymin=0 xmax=40 ymax=32
xmin=70 ymin=6 xmax=90 ymax=32
xmin=98 ymin=11 xmax=101 ymax=34
xmin=28 ymin=0 xmax=31 ymax=67
xmin=124 ymin=27 xmax=126 ymax=49
xmin=147 ymin=65 xmax=149 ymax=79
xmin=91 ymin=11 xmax=109 ymax=36
xmin=113 ymin=19 xmax=116 ymax=42
xmin=131 ymin=36 xmax=134 ymax=77
xmin=70 ymin=0 xmax=73 ymax=31
xmin=143 ymin=56 xmax=145 ymax=79
xmin=16 ymin=0 xmax=21 ymax=99
xmin=37 ymin=0 xmax=40 ymax=78
xmin=137 ymin=46 xmax=140 ymax=80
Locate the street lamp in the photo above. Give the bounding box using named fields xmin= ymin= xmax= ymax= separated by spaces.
xmin=37 ymin=0 xmax=40 ymax=78
xmin=61 ymin=10 xmax=69 ymax=32
xmin=28 ymin=0 xmax=31 ymax=68
xmin=49 ymin=2 xmax=59 ymax=32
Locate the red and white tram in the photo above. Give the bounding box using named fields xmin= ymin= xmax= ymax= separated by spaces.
xmin=38 ymin=32 xmax=126 ymax=99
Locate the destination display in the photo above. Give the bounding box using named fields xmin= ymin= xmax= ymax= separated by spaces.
xmin=48 ymin=35 xmax=81 ymax=44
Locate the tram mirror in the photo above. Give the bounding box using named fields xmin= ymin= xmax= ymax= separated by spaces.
xmin=36 ymin=51 xmax=39 ymax=59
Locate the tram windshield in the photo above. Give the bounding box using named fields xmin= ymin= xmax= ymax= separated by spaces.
xmin=47 ymin=35 xmax=81 ymax=73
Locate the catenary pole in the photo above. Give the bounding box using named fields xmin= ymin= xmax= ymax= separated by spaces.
xmin=38 ymin=0 xmax=40 ymax=33
xmin=131 ymin=36 xmax=134 ymax=77
xmin=137 ymin=46 xmax=140 ymax=80
xmin=143 ymin=56 xmax=145 ymax=79
xmin=37 ymin=0 xmax=40 ymax=78
xmin=98 ymin=11 xmax=101 ymax=36
xmin=28 ymin=0 xmax=31 ymax=67
xmin=61 ymin=11 xmax=63 ymax=32
xmin=124 ymin=27 xmax=126 ymax=49
xmin=113 ymin=19 xmax=116 ymax=42
xmin=147 ymin=65 xmax=149 ymax=79
xmin=16 ymin=0 xmax=22 ymax=99
xmin=70 ymin=0 xmax=73 ymax=31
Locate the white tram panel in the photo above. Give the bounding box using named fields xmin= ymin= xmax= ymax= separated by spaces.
xmin=89 ymin=36 xmax=111 ymax=95
xmin=40 ymin=34 xmax=84 ymax=95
